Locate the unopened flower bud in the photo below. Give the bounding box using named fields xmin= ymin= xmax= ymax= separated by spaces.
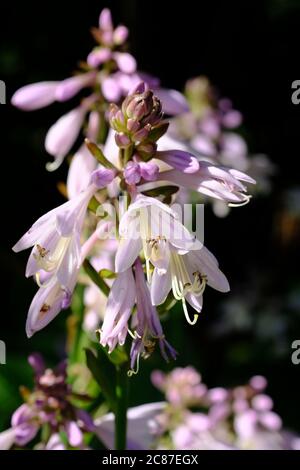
xmin=108 ymin=104 xmax=126 ymax=132
xmin=127 ymin=118 xmax=140 ymax=133
xmin=132 ymin=124 xmax=151 ymax=143
xmin=113 ymin=25 xmax=129 ymax=45
xmin=124 ymin=161 xmax=141 ymax=185
xmin=115 ymin=132 xmax=131 ymax=148
xmin=91 ymin=168 xmax=116 ymax=188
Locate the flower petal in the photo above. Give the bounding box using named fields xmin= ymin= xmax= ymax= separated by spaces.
xmin=151 ymin=266 xmax=172 ymax=305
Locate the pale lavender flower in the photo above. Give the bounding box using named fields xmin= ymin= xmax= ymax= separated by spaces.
xmin=55 ymin=72 xmax=97 ymax=102
xmin=13 ymin=170 xmax=115 ymax=289
xmin=115 ymin=194 xmax=200 ymax=275
xmin=25 ymin=276 xmax=76 ymax=337
xmin=157 ymin=163 xmax=255 ymax=205
xmin=1 ymin=355 xmax=95 ymax=450
xmin=45 ymin=95 xmax=96 ymax=171
xmin=11 ymin=82 xmax=60 ymax=110
xmin=152 ymin=367 xmax=207 ymax=408
xmin=100 ymin=268 xmax=136 ymax=352
xmin=114 ymin=194 xmax=229 ymax=324
xmin=129 ymin=259 xmax=176 ymax=373
xmin=100 ymin=257 xmax=175 ymax=367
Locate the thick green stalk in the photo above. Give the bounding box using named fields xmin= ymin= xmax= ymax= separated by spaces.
xmin=114 ymin=364 xmax=128 ymax=450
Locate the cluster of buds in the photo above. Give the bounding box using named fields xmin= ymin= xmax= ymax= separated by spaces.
xmin=8 ymin=354 xmax=94 ymax=449
xmin=108 ymin=83 xmax=169 ymax=159
xmin=87 ymin=8 xmax=136 ymax=76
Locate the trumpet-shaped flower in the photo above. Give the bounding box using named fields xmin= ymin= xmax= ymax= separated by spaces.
xmin=115 ymin=194 xmax=229 ymax=323
xmin=100 ymin=259 xmax=175 ymax=369
xmin=100 ymin=268 xmax=136 ymax=353
xmin=151 ymin=247 xmax=229 ymax=325
xmin=13 ymin=169 xmax=115 ymax=290
xmin=157 ymin=162 xmax=255 ymax=205
xmin=115 ymin=194 xmax=201 ymax=276
xmin=45 ymin=97 xmax=95 ymax=171
xmin=129 ymin=259 xmax=176 ymax=373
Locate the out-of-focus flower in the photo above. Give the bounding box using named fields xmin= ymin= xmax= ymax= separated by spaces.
xmin=115 ymin=194 xmax=228 ymax=324
xmin=158 ymin=76 xmax=273 ymax=216
xmin=0 ymin=354 xmax=94 ymax=450
xmin=13 ymin=173 xmax=114 ymax=290
xmin=99 ymin=258 xmax=175 ymax=370
xmin=11 ymin=9 xmax=188 ymax=174
xmin=144 ymin=368 xmax=300 ymax=450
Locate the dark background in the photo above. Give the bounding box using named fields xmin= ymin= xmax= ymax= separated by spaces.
xmin=1 ymin=0 xmax=300 ymax=432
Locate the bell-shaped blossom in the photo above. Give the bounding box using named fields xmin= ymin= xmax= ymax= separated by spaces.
xmin=157 ymin=162 xmax=255 ymax=205
xmin=115 ymin=194 xmax=200 ymax=276
xmin=45 ymin=100 xmax=91 ymax=171
xmin=25 ymin=275 xmax=75 ymax=337
xmin=151 ymin=246 xmax=229 ymax=324
xmin=100 ymin=268 xmax=136 ymax=352
xmin=11 ymin=72 xmax=97 ymax=111
xmin=155 ymin=150 xmax=200 ymax=174
xmin=0 ymin=355 xmax=95 ymax=450
xmin=13 ymin=169 xmax=115 ymax=289
xmin=129 ymin=259 xmax=176 ymax=373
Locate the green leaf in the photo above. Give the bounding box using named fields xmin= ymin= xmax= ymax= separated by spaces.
xmin=83 ymin=259 xmax=110 ymax=297
xmin=85 ymin=139 xmax=116 ymax=169
xmin=85 ymin=347 xmax=117 ymax=411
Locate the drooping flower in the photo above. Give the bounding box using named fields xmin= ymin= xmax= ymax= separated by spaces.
xmin=13 ymin=169 xmax=115 ymax=289
xmin=45 ymin=95 xmax=96 ymax=171
xmin=129 ymin=259 xmax=176 ymax=374
xmin=151 ymin=244 xmax=230 ymax=324
xmin=156 ymin=163 xmax=255 ymax=205
xmin=25 ymin=275 xmax=75 ymax=338
xmin=99 ymin=256 xmax=175 ymax=368
xmin=115 ymin=194 xmax=200 ymax=276
xmin=115 ymin=194 xmax=228 ymax=323
xmin=100 ymin=268 xmax=136 ymax=353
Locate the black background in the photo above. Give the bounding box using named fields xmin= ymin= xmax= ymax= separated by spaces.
xmin=1 ymin=0 xmax=300 ymax=433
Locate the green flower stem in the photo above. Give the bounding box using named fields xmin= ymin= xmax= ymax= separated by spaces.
xmin=83 ymin=259 xmax=110 ymax=297
xmin=115 ymin=364 xmax=128 ymax=450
